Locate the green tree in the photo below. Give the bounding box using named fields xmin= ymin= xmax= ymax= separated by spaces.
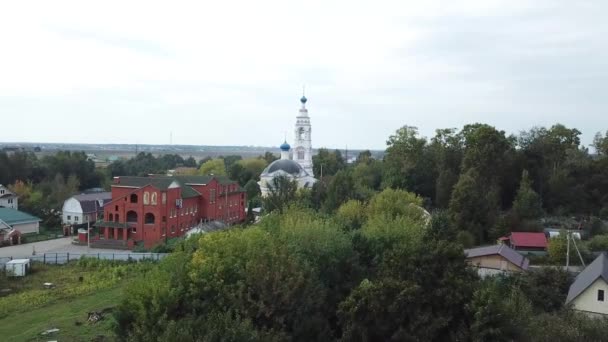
xmin=469 ymin=281 xmax=531 ymax=342
xmin=366 ymin=188 xmax=425 ymax=221
xmin=339 ymin=240 xmax=477 ymax=341
xmin=383 ymin=126 xmax=436 ymax=199
xmin=518 ymin=267 xmax=572 ymax=313
xmin=262 ymin=175 xmax=298 ymax=214
xmin=512 ymin=170 xmax=543 ymax=220
xmin=449 ymin=168 xmax=500 ymax=244
xmin=593 ymin=130 xmax=608 ymax=157
xmin=198 ymin=158 xmax=226 ymax=176
xmin=244 ymin=179 xmax=261 ymax=203
xmin=322 ymin=170 xmax=356 ymax=213
xmin=312 ymin=148 xmax=345 ymax=178
xmin=336 ymin=200 xmax=367 ymax=230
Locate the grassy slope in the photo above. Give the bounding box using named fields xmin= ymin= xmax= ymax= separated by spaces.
xmin=0 ymin=261 xmax=152 ymax=342
xmin=0 ymin=285 xmax=123 ymax=342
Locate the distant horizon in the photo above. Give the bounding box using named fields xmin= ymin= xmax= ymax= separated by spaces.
xmin=0 ymin=141 xmax=383 ymax=153
xmin=2 ymin=2 xmax=607 ymax=151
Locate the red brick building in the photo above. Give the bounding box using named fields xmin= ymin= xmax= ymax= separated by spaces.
xmin=92 ymin=175 xmax=246 ymax=249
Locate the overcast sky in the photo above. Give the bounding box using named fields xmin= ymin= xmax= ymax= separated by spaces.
xmin=1 ymin=1 xmax=606 ymax=150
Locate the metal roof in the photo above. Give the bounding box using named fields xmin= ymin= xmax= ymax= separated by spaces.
xmin=72 ymin=192 xmax=112 ymax=213
xmin=465 ymin=244 xmax=530 ymax=270
xmin=509 ymin=232 xmax=548 ymax=248
xmin=0 ymin=208 xmax=41 ymax=225
xmin=262 ymin=159 xmax=307 ymax=176
xmin=566 ymin=253 xmax=608 ymax=304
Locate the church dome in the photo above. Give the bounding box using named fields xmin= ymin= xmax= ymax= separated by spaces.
xmin=280 ymin=141 xmax=291 ymax=151
xmin=262 ymin=159 xmax=308 ymax=176
xmin=300 ymin=95 xmax=307 ymax=104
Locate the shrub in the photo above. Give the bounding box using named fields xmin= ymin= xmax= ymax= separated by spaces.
xmin=587 ymin=234 xmax=608 ymax=251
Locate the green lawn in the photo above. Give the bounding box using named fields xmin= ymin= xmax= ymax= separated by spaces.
xmin=0 ymin=285 xmax=122 ymax=341
xmin=0 ymin=260 xmax=153 ymax=341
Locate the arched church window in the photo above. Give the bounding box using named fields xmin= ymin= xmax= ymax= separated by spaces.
xmin=151 ymin=192 xmax=158 ymax=205
xmin=297 ymin=151 xmax=305 ymax=160
xmin=298 ymin=127 xmax=306 ymax=140
xmin=143 ymin=192 xmax=150 ymax=205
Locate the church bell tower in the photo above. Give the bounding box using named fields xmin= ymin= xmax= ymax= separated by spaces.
xmin=293 ymin=95 xmax=313 ymax=175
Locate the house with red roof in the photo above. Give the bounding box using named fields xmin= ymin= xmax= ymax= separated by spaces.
xmin=499 ymin=232 xmax=548 ymax=253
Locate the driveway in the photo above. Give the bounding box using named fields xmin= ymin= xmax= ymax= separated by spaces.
xmin=0 ymin=237 xmax=127 ymax=259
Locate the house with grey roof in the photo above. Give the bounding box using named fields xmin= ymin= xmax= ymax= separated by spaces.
xmin=62 ymin=192 xmax=112 ymax=226
xmin=566 ymin=253 xmax=608 ymax=316
xmin=465 ymin=244 xmax=530 ymax=277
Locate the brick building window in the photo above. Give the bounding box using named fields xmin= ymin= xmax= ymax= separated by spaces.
xmin=210 ymin=189 xmax=216 ymax=203
xmin=126 ymin=211 xmax=138 ymax=223
xmin=130 ymin=194 xmax=138 ymax=203
xmin=145 ymin=213 xmax=155 ymax=224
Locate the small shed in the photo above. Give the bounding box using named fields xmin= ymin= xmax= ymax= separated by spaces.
xmin=5 ymin=259 xmax=30 ymax=277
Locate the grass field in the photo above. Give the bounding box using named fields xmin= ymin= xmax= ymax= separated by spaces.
xmin=0 ymin=286 xmax=122 ymax=341
xmin=0 ymin=259 xmax=153 ymax=341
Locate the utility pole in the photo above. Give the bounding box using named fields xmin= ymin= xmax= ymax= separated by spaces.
xmin=566 ymin=231 xmax=570 ymax=268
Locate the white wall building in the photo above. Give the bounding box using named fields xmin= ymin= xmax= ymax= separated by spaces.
xmin=259 ymin=142 xmax=317 ymax=197
xmin=566 ymin=253 xmax=608 ymax=317
xmin=62 ymin=192 xmax=111 ymax=226
xmin=259 ymin=95 xmax=318 ymax=197
xmin=293 ymin=95 xmax=314 ymax=176
xmin=0 ymin=184 xmax=18 ymax=210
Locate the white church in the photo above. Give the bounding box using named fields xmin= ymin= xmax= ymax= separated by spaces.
xmin=259 ymin=95 xmax=318 ymax=196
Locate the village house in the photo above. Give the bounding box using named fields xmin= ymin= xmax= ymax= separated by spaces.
xmin=0 ymin=208 xmax=41 ymax=245
xmin=62 ymin=192 xmax=111 ymax=227
xmin=92 ymin=175 xmax=246 ymax=249
xmin=499 ymin=232 xmax=548 ymax=254
xmin=566 ymin=253 xmax=608 ymax=317
xmin=0 ymin=184 xmax=18 ymax=210
xmin=465 ymin=244 xmax=530 ymax=277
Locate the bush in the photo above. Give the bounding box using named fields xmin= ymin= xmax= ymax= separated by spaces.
xmin=587 ymin=234 xmax=608 ymax=251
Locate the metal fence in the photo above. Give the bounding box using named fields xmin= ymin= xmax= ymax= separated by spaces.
xmin=0 ymin=252 xmax=169 ymax=267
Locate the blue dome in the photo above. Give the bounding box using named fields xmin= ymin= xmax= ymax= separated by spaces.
xmin=280 ymin=141 xmax=291 ymax=151
xmin=300 ymin=96 xmax=307 ymax=104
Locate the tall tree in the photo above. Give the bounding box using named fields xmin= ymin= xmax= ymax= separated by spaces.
xmin=312 ymin=148 xmax=345 ymax=179
xmin=512 ymin=170 xmax=543 ymax=220
xmin=449 ymin=168 xmax=501 ymax=244
xmin=262 ymin=175 xmax=298 ymax=214
xmin=383 ymin=126 xmax=431 ymax=193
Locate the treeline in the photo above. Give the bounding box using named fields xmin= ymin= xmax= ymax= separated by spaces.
xmin=0 ymin=151 xmax=106 ymax=226
xmin=113 ymin=194 xmax=608 ymax=341
xmin=292 ymin=124 xmax=608 ymax=245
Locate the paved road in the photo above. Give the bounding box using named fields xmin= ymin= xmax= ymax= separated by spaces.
xmin=0 ymin=237 xmax=127 ymax=258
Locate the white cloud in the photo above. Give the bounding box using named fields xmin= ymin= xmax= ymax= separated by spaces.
xmin=0 ymin=0 xmax=606 ymax=148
